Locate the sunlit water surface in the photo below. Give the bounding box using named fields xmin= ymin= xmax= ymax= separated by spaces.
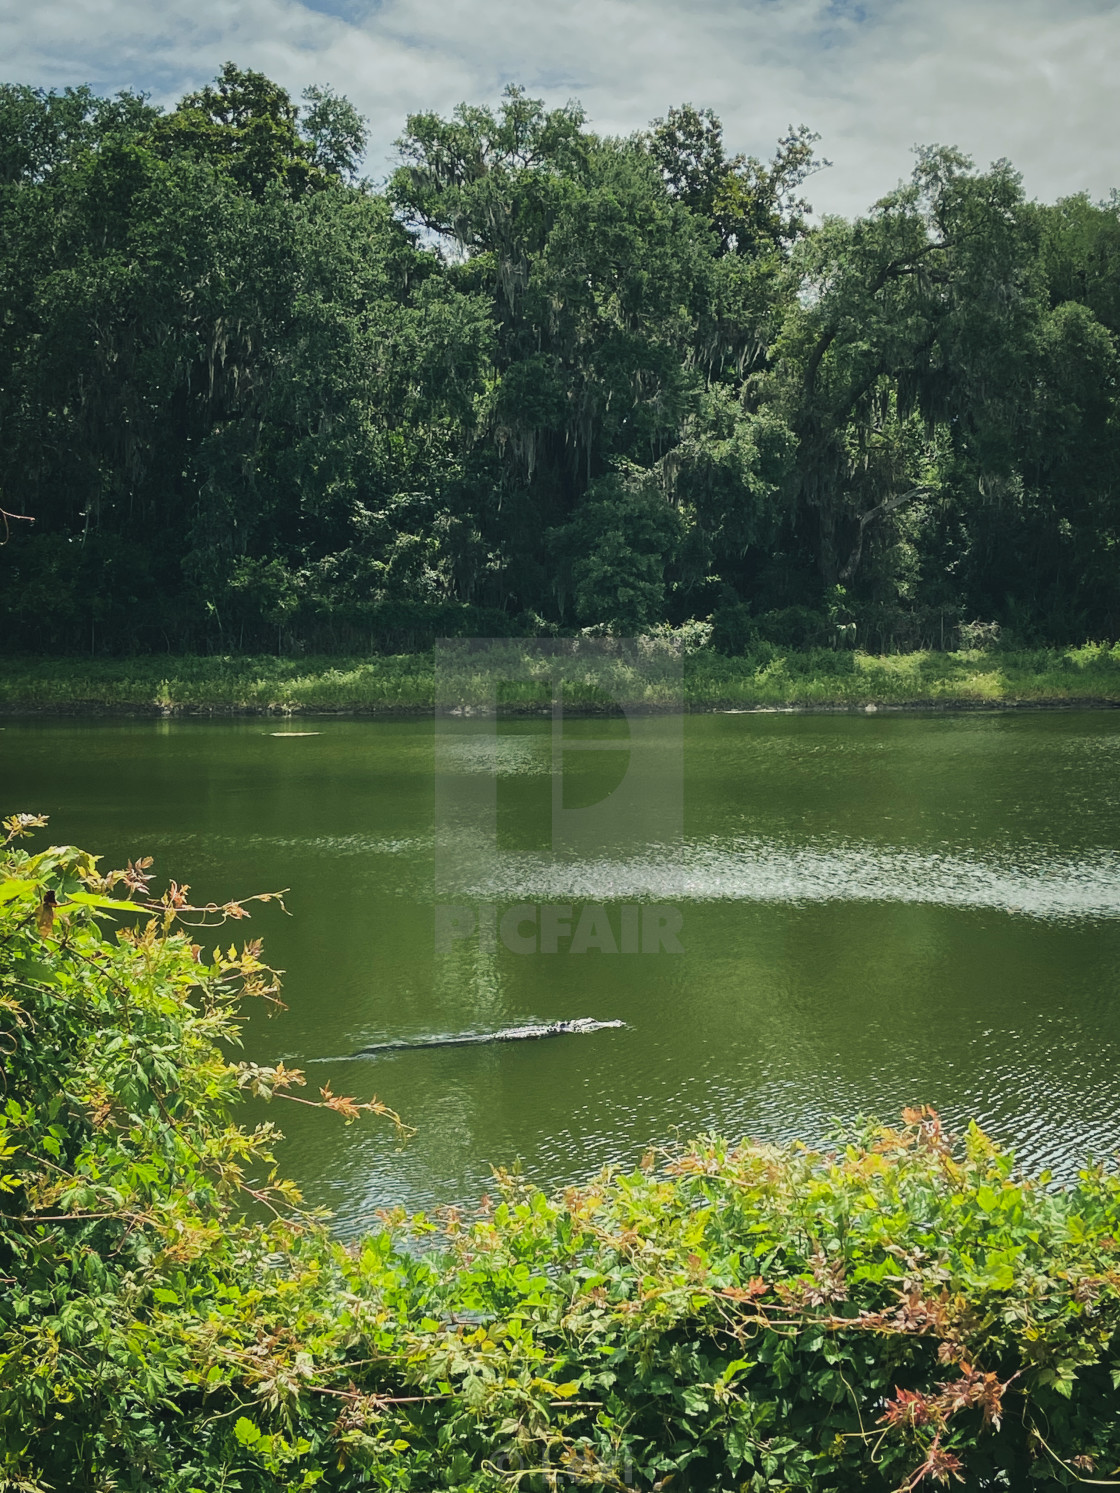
xmin=3 ymin=711 xmax=1119 ymax=1232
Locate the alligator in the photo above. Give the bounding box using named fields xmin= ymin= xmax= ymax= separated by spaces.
xmin=351 ymin=1017 xmax=625 ymax=1057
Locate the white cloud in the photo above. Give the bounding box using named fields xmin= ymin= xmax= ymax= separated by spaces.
xmin=2 ymin=0 xmax=1117 ymax=215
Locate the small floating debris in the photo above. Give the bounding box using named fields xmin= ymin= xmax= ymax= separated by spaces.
xmin=269 ymin=731 xmax=321 ymax=737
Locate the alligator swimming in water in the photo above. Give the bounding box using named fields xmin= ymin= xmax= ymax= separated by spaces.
xmin=351 ymin=1017 xmax=625 ymax=1057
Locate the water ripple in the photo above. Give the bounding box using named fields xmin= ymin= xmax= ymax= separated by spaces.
xmin=460 ymin=836 xmax=1120 ymax=921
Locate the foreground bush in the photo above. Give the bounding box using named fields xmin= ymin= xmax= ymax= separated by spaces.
xmin=2 ymin=815 xmax=1120 ymax=1490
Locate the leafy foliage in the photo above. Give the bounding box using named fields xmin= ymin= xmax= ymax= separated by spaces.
xmin=1 ymin=67 xmax=1119 ymax=651
xmin=5 ymin=819 xmax=1120 ymax=1489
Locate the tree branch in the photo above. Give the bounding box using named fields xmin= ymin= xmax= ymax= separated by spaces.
xmin=803 ymin=240 xmax=949 ymax=396
xmin=0 ymin=509 xmax=34 ymax=546
xmin=838 ymin=486 xmax=932 ymax=584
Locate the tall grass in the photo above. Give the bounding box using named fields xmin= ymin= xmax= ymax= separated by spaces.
xmin=685 ymin=642 xmax=1120 ymax=708
xmin=2 ymin=644 xmax=1120 ymax=713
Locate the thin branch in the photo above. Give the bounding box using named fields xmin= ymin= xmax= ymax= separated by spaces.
xmin=839 ymin=486 xmax=932 ymax=584
xmin=803 ymin=240 xmax=949 ymax=396
xmin=0 ymin=509 xmax=34 ymax=546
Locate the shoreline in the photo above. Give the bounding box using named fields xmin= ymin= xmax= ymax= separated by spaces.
xmin=3 ymin=695 xmax=1120 ymax=718
xmin=3 ymin=645 xmax=1120 ymax=717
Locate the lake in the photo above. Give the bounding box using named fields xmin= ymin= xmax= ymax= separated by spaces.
xmin=3 ymin=710 xmax=1119 ymax=1233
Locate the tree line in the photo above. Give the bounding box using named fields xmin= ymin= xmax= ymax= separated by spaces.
xmin=1 ymin=65 xmax=1118 ymax=654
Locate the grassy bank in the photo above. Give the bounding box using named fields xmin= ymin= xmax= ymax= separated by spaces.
xmin=3 ymin=642 xmax=1120 ymax=714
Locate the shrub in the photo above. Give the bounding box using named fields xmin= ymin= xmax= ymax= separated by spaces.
xmin=710 ymin=600 xmax=756 ymax=655
xmin=958 ymin=620 xmax=1003 ymax=651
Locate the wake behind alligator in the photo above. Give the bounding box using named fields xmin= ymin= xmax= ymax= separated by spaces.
xmin=348 ymin=1017 xmax=625 ymax=1058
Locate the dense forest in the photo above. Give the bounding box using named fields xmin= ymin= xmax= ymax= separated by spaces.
xmin=1 ymin=65 xmax=1118 ymax=654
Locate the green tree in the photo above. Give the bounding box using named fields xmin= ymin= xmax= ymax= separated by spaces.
xmin=300 ymin=83 xmax=368 ymax=181
xmin=390 ymin=87 xmax=735 ymax=626
xmin=650 ymin=105 xmax=824 ymax=256
xmin=0 ymin=73 xmax=493 ymax=651
xmin=549 ymin=467 xmax=684 ymax=630
xmin=152 ymin=62 xmax=316 ymax=198
xmin=753 ymin=148 xmax=1045 ymax=629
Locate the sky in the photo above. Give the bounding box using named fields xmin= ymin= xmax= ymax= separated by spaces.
xmin=3 ymin=0 xmax=1118 ymax=217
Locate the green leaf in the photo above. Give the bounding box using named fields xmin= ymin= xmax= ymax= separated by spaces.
xmin=234 ymin=1417 xmax=261 ymax=1447
xmin=0 ymin=880 xmax=36 ymax=906
xmin=64 ymin=891 xmax=136 ymax=912
xmin=12 ymin=959 xmax=62 ymax=988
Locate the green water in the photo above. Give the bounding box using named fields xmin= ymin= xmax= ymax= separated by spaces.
xmin=3 ymin=711 xmax=1120 ymax=1232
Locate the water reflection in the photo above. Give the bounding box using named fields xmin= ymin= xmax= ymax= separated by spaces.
xmin=462 ymin=837 xmax=1120 ymax=921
